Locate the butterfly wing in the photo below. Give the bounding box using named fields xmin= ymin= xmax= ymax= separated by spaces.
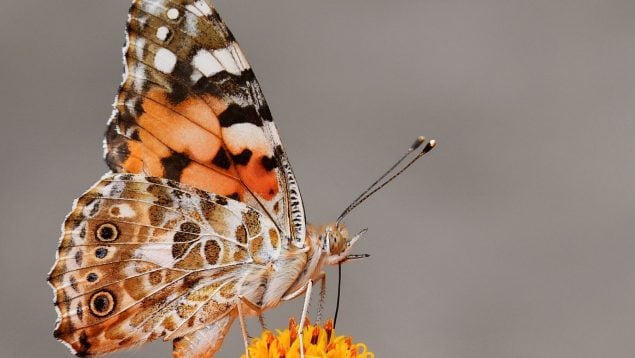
xmin=172 ymin=314 xmax=235 ymax=358
xmin=48 ymin=174 xmax=281 ymax=356
xmin=104 ymin=0 xmax=306 ymax=244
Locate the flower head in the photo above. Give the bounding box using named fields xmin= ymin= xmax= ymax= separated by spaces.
xmin=242 ymin=318 xmax=374 ymax=358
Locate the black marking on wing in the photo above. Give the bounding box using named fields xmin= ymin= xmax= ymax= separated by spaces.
xmin=218 ymin=103 xmax=263 ymax=128
xmin=258 ymin=102 xmax=274 ymax=122
xmin=212 ymin=147 xmax=231 ymax=170
xmin=261 ymin=155 xmax=277 ymax=171
xmin=165 ymin=57 xmax=197 ymax=104
xmin=231 ymin=149 xmax=253 ymax=166
xmin=161 ymin=152 xmax=192 ymax=181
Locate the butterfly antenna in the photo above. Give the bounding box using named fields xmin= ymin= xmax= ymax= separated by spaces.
xmin=333 ymin=262 xmax=343 ymax=328
xmin=336 ymin=136 xmax=436 ymax=227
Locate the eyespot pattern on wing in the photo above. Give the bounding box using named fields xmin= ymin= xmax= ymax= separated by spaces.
xmin=48 ymin=173 xmax=282 ymax=356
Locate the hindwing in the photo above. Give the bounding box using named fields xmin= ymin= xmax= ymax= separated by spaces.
xmin=48 ymin=174 xmax=282 ymax=356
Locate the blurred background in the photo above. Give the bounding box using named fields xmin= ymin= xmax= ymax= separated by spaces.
xmin=2 ymin=0 xmax=635 ymax=357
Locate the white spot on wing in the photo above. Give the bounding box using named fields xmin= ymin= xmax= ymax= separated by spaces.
xmin=135 ymin=244 xmax=174 ymax=267
xmin=194 ymin=0 xmax=213 ymax=16
xmin=222 ymin=123 xmax=271 ymax=155
xmin=167 ymin=8 xmax=180 ymax=20
xmin=185 ymin=4 xmax=204 ymax=17
xmin=213 ymin=47 xmax=241 ymax=75
xmin=193 ymin=49 xmax=223 ymax=77
xmin=82 ymin=201 xmax=99 ymax=217
xmin=125 ymin=127 xmax=137 ymax=138
xmin=195 ymin=43 xmax=252 ymax=78
xmin=125 ymin=98 xmax=138 ymax=116
xmin=72 ymin=222 xmax=87 ymax=247
xmin=133 ymin=64 xmax=146 ymax=92
xmin=110 ymin=204 xmax=135 ymax=218
xmin=228 ymin=43 xmax=250 ymax=71
xmin=141 ymin=1 xmax=162 ymax=17
xmin=154 ymin=48 xmax=177 ymax=74
xmin=184 ymin=11 xmax=198 ymax=33
xmin=134 ymin=37 xmax=146 ymax=60
xmin=137 ymin=15 xmax=148 ymax=29
xmin=190 ymin=69 xmax=203 ymax=83
xmin=156 ymin=26 xmax=170 ymax=41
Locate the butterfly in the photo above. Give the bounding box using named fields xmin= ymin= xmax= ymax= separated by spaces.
xmin=48 ymin=1 xmax=435 ymax=357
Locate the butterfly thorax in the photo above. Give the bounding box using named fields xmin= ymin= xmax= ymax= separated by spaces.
xmin=255 ymin=223 xmax=354 ymax=308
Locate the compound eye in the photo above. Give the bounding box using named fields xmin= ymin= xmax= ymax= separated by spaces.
xmin=328 ymin=236 xmax=336 ymax=253
xmin=331 ymin=235 xmax=344 ymax=253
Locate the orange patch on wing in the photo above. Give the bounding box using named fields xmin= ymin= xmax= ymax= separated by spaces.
xmin=237 ymin=152 xmax=279 ymax=200
xmin=155 ymin=90 xmax=225 ymax=135
xmin=138 ymin=128 xmax=172 ymax=158
xmin=121 ymin=141 xmax=145 ymax=173
xmin=121 ymin=139 xmax=165 ymax=176
xmin=120 ymin=89 xmax=280 ymax=203
xmin=134 ymin=133 xmax=168 ymax=176
xmin=138 ymin=89 xmax=223 ymax=163
xmin=180 ymin=162 xmax=243 ymax=197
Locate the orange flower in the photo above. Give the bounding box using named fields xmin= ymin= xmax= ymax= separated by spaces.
xmin=241 ymin=318 xmax=374 ymax=358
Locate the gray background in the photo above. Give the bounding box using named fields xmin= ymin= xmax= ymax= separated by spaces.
xmin=1 ymin=0 xmax=635 ymax=357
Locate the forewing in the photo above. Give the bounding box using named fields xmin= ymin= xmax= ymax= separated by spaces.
xmin=47 ymin=174 xmax=278 ymax=356
xmin=104 ymin=0 xmax=306 ymax=241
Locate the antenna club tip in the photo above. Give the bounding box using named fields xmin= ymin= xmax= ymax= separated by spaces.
xmin=411 ymin=136 xmax=426 ymax=150
xmin=429 ymin=139 xmax=437 ymax=147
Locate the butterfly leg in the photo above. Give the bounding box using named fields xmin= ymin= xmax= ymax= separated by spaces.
xmin=281 ymin=273 xmax=326 ymax=322
xmin=258 ymin=314 xmax=267 ymax=331
xmin=315 ymin=272 xmax=326 ymax=323
xmin=238 ymin=295 xmax=263 ymax=313
xmin=236 ymin=295 xmax=266 ymax=358
xmin=298 ymin=280 xmax=313 ymax=358
xmin=238 ymin=297 xmax=267 ymax=330
xmin=239 ymin=298 xmax=266 ymax=330
xmin=236 ymin=298 xmax=252 ymax=358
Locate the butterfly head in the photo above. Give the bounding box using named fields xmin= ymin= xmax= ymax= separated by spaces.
xmin=319 ymin=223 xmax=368 ymax=265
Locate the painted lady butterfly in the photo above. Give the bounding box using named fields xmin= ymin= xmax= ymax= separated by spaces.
xmin=48 ymin=1 xmax=435 ymax=357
